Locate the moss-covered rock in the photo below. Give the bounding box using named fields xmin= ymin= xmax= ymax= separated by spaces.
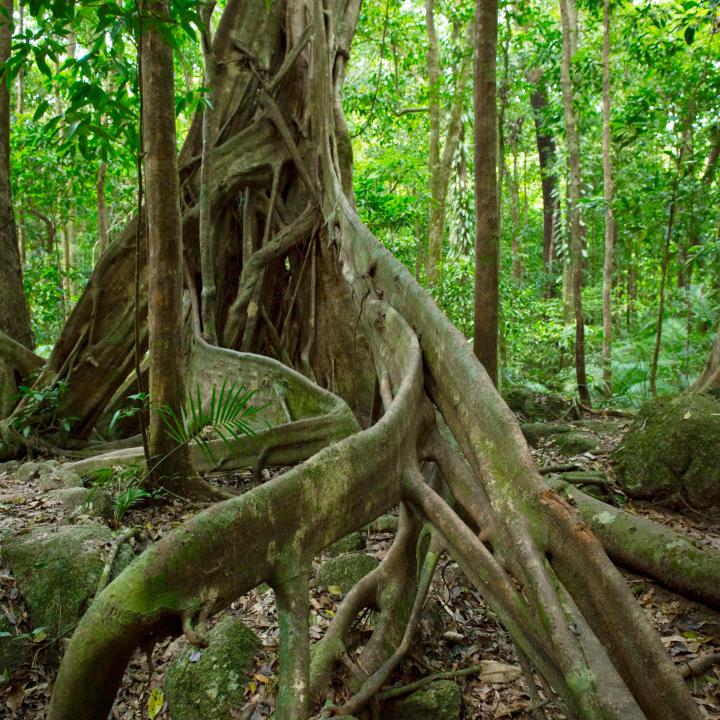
xmin=16 ymin=461 xmax=82 ymax=491
xmin=552 ymin=432 xmax=599 ymax=455
xmin=164 ymin=616 xmax=261 ymax=720
xmin=520 ymin=422 xmax=572 ymax=448
xmin=317 ymin=553 xmax=379 ymax=593
xmin=45 ymin=487 xmax=113 ymax=520
xmin=615 ymin=394 xmax=720 ymax=507
xmin=382 ymin=680 xmax=461 ymax=720
xmin=327 ymin=531 xmax=365 ymax=556
xmin=0 ymin=524 xmax=135 ymax=636
xmin=0 ymin=615 xmax=31 ymax=676
xmin=503 ymin=388 xmax=574 ymax=421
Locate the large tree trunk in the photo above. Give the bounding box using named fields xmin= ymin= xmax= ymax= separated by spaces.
xmin=141 ymin=0 xmax=193 ymax=486
xmin=473 ymin=0 xmax=500 ymax=385
xmin=559 ymin=0 xmax=591 ymax=406
xmin=8 ymin=1 xmax=700 ymax=719
xmin=0 ymin=0 xmax=33 ymax=416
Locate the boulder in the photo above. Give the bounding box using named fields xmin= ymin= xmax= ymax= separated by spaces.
xmin=552 ymin=432 xmax=599 ymax=455
xmin=520 ymin=422 xmax=572 ymax=448
xmin=317 ymin=553 xmax=379 ymax=593
xmin=16 ymin=461 xmax=82 ymax=491
xmin=382 ymin=680 xmax=461 ymax=720
xmin=615 ymin=394 xmax=720 ymax=507
xmin=503 ymin=388 xmax=574 ymax=421
xmin=0 ymin=524 xmax=135 ymax=636
xmin=45 ymin=487 xmax=113 ymax=520
xmin=327 ymin=531 xmax=365 ymax=556
xmin=164 ymin=616 xmax=261 ymax=720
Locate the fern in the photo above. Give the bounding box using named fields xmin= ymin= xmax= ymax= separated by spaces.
xmin=157 ymin=381 xmax=265 ymax=465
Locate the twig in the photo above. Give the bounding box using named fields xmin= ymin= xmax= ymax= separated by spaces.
xmin=538 ymin=463 xmax=579 ymax=475
xmin=95 ymin=527 xmax=141 ymax=598
xmin=377 ymin=663 xmax=485 ymax=701
xmin=680 ymin=653 xmax=720 ymax=679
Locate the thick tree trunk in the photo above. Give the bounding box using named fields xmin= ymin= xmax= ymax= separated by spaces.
xmin=141 ymin=0 xmax=193 ymax=486
xmin=559 ymin=0 xmax=591 ymax=406
xmin=0 ymin=0 xmax=33 ymax=415
xmin=473 ymin=0 xmax=500 ymax=386
xmin=691 ymin=322 xmax=720 ymax=393
xmin=601 ymin=0 xmax=615 ymax=395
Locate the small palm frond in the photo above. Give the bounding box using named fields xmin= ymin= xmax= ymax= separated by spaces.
xmin=157 ymin=382 xmax=265 ymax=465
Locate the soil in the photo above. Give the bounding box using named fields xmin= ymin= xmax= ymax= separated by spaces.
xmin=1 ymin=411 xmax=719 ymax=719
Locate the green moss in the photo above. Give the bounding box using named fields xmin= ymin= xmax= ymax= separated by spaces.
xmin=382 ymin=680 xmax=461 ymax=720
xmin=316 ymin=553 xmax=379 ymax=593
xmin=327 ymin=531 xmax=365 ymax=556
xmin=615 ymin=394 xmax=720 ymax=507
xmin=520 ymin=422 xmax=572 ymax=448
xmin=503 ymin=388 xmax=573 ymax=421
xmin=553 ymin=432 xmax=599 ymax=455
xmin=0 ymin=524 xmax=135 ymax=637
xmin=164 ymin=616 xmax=261 ymax=720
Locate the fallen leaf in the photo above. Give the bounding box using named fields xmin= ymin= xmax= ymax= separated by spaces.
xmin=147 ymin=686 xmax=164 ymax=719
xmin=479 ymin=660 xmax=522 ymax=684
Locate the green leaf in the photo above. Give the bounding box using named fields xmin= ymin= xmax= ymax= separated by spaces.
xmin=147 ymin=687 xmax=164 ymax=719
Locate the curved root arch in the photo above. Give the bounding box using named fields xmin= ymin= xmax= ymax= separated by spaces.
xmin=42 ymin=0 xmax=701 ymax=719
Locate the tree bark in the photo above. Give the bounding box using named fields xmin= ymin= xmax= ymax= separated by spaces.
xmin=96 ymin=162 xmax=108 ymax=254
xmin=0 ymin=0 xmax=33 ymax=415
xmin=424 ymin=0 xmax=472 ymax=286
xmin=600 ymin=0 xmax=615 ymax=395
xmin=473 ymin=0 xmax=499 ymax=386
xmin=691 ymin=322 xmax=720 ymax=394
xmin=558 ymin=0 xmax=591 ymax=406
xmin=528 ymin=77 xmax=558 ymax=292
xmin=141 ymin=0 xmax=193 ymax=486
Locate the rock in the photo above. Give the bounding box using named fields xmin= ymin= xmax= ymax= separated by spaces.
xmin=503 ymin=388 xmax=574 ymax=421
xmin=382 ymin=680 xmax=461 ymax=720
xmin=46 ymin=487 xmax=113 ymax=520
xmin=327 ymin=531 xmax=365 ymax=556
xmin=615 ymin=394 xmax=720 ymax=507
xmin=164 ymin=616 xmax=261 ymax=720
xmin=552 ymin=432 xmax=599 ymax=455
xmin=0 ymin=524 xmax=135 ymax=636
xmin=365 ymin=514 xmax=398 ymax=533
xmin=0 ymin=616 xmax=31 ymax=676
xmin=317 ymin=553 xmax=379 ymax=593
xmin=17 ymin=461 xmax=83 ymax=491
xmin=521 ymin=422 xmax=572 ymax=448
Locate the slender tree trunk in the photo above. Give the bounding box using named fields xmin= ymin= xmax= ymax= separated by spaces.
xmin=473 ymin=0 xmax=499 ymax=386
xmin=424 ymin=0 xmax=472 ymax=286
xmin=16 ymin=2 xmax=23 ymax=115
xmin=496 ymin=14 xmax=511 ymax=235
xmin=199 ymin=0 xmax=218 ymax=344
xmin=97 ymin=162 xmax=109 ymax=255
xmin=649 ymin=103 xmax=694 ymax=396
xmin=141 ymin=0 xmax=192 ymax=485
xmin=600 ymin=0 xmax=615 ymax=395
xmin=0 ymin=0 xmax=33 ymax=415
xmin=691 ymin=322 xmax=720 ymax=393
xmin=509 ymin=132 xmax=522 ymax=281
xmin=558 ymin=0 xmax=590 ymax=406
xmin=528 ymin=77 xmax=558 ymax=293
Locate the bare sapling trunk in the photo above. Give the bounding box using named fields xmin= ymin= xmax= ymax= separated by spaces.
xmin=0 ymin=0 xmax=33 ymax=416
xmin=199 ymin=0 xmax=218 ymax=344
xmin=528 ymin=71 xmax=559 ymax=296
xmin=424 ymin=0 xmax=472 ymax=286
xmin=141 ymin=0 xmax=193 ymax=487
xmin=473 ymin=0 xmax=500 ymax=386
xmin=600 ymin=0 xmax=615 ymax=395
xmin=96 ymin=162 xmax=108 ymax=255
xmin=559 ymin=0 xmax=591 ymax=406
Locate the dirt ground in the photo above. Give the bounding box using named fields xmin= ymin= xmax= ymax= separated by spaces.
xmin=1 ymin=412 xmax=719 ymax=719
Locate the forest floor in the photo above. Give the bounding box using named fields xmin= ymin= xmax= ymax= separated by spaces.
xmin=1 ymin=411 xmax=720 ymax=719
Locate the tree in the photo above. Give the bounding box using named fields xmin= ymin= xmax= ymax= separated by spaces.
xmin=473 ymin=0 xmax=499 ymax=385
xmin=0 ymin=0 xmax=33 ymax=416
xmin=140 ymin=0 xmax=193 ymax=488
xmin=558 ymin=0 xmax=591 ymax=406
xmin=424 ymin=0 xmax=472 ymax=286
xmin=600 ymin=0 xmax=615 ymax=394
xmin=27 ymin=2 xmax=704 ymax=720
